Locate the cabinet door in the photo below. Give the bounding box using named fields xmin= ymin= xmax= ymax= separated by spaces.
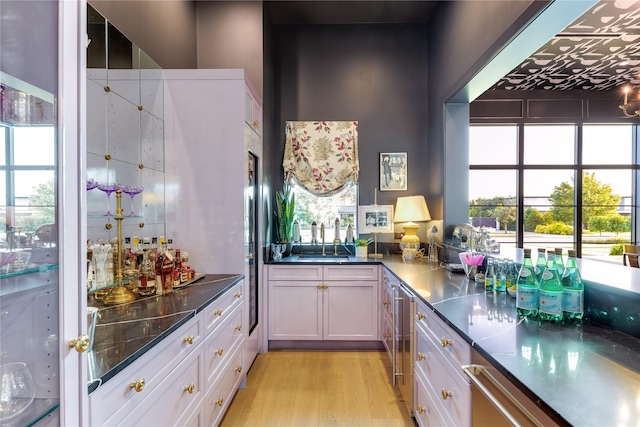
xmin=268 ymin=281 xmax=322 ymax=340
xmin=323 ymin=281 xmax=378 ymax=340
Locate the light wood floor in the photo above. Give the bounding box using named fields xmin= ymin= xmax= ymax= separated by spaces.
xmin=219 ymin=350 xmax=415 ymax=427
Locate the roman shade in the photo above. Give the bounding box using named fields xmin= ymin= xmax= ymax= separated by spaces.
xmin=283 ymin=121 xmax=359 ymax=196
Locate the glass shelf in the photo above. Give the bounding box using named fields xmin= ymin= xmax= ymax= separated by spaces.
xmin=87 ymin=215 xmax=142 ymax=219
xmin=9 ymin=398 xmax=60 ymax=427
xmin=87 ymin=273 xmax=142 ymax=294
xmin=0 ymin=263 xmax=59 ymax=280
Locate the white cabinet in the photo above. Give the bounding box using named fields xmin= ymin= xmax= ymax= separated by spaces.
xmin=414 ymin=299 xmax=471 ymax=427
xmin=89 ymin=280 xmax=245 ymax=427
xmin=268 ymin=264 xmax=379 ymax=341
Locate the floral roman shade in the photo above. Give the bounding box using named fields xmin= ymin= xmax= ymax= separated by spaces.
xmin=283 ymin=121 xmax=359 ymax=196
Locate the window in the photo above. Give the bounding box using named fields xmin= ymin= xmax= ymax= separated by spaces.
xmin=1 ymin=125 xmax=56 ymax=247
xmin=469 ymin=123 xmax=635 ymax=262
xmin=290 ymin=181 xmax=357 ymax=243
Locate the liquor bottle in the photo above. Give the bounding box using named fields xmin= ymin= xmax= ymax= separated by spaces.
xmin=173 ymin=248 xmax=183 ymax=288
xmin=138 ymin=248 xmax=156 ymax=296
xmin=495 ymin=259 xmax=507 ymax=292
xmin=534 ymin=248 xmax=546 ymax=283
xmin=538 ymin=250 xmax=564 ymax=323
xmin=161 ymin=252 xmax=174 ymax=294
xmin=484 ymin=258 xmax=496 ymax=291
xmin=562 ymin=249 xmax=584 ymax=321
xmin=554 ymin=248 xmax=565 ymax=277
xmin=155 ymin=252 xmax=165 ymax=296
xmin=516 ymin=248 xmax=538 ymax=319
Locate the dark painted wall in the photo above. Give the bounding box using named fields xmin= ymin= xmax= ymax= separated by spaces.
xmin=268 ymin=23 xmax=429 ymax=210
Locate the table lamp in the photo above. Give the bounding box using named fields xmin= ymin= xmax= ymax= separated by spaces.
xmin=394 ymin=195 xmax=431 ymax=251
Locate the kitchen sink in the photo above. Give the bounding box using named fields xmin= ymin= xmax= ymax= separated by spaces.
xmin=296 ymin=254 xmax=350 ymax=262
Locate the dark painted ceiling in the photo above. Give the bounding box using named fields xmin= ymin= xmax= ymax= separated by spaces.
xmin=492 ymin=0 xmax=640 ymax=91
xmin=266 ymin=1 xmax=640 ymax=92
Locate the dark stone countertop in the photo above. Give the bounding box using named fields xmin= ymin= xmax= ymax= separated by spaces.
xmin=87 ymin=274 xmax=243 ymax=393
xmin=273 ymin=254 xmax=640 ymax=426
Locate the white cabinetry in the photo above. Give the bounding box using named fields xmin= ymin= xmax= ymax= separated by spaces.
xmin=89 ymin=280 xmax=244 ymax=427
xmin=414 ymin=299 xmax=471 ymax=427
xmin=268 ymin=264 xmax=379 ymax=341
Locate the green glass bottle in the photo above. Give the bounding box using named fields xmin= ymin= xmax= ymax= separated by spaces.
xmin=516 ymin=249 xmax=538 ymax=319
xmin=495 ymin=259 xmax=507 ymax=292
xmin=485 ymin=257 xmax=496 ymax=291
xmin=534 ymin=248 xmax=546 ymax=283
xmin=538 ymin=250 xmax=564 ymax=323
xmin=554 ymin=248 xmax=565 ymax=278
xmin=562 ymin=249 xmax=584 ymax=321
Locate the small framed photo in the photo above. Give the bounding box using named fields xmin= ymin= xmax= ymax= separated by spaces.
xmin=380 ymin=152 xmax=407 ymax=191
xmin=358 ymin=205 xmax=394 ymax=234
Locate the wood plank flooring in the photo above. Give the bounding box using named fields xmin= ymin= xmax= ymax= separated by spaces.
xmin=219 ymin=350 xmax=415 ymax=427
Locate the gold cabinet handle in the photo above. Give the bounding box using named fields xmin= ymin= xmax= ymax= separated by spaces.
xmin=317 ymin=284 xmax=323 ymax=289
xmin=383 ymin=333 xmax=390 ymax=339
xmin=383 ymin=300 xmax=390 ymax=306
xmin=183 ymin=334 xmax=195 ymax=345
xmin=68 ymin=335 xmax=90 ymax=353
xmin=183 ymin=383 xmax=195 ymax=394
xmin=441 ymin=389 xmax=453 ymax=400
xmin=441 ymin=337 xmax=453 ymax=348
xmin=129 ymin=378 xmax=145 ymax=393
xmin=234 ymin=292 xmax=242 ymax=298
xmin=215 ymin=348 xmax=224 ymax=356
xmin=214 ymin=309 xmax=223 ymax=316
xmin=215 ymin=398 xmax=224 ymax=407
xmin=416 ymin=313 xmax=426 ymax=321
xmin=252 ymin=120 xmax=260 ymax=128
xmin=417 ymin=405 xmax=426 ymax=414
xmin=417 ymin=353 xmax=426 ymax=361
xmin=235 ymin=324 xmax=242 ymax=331
xmin=235 ymin=366 xmax=242 ymax=373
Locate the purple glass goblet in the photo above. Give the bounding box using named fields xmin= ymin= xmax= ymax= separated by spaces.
xmin=121 ymin=185 xmax=144 ymax=216
xmin=87 ymin=178 xmax=98 ymax=191
xmin=96 ymin=182 xmax=120 ymax=216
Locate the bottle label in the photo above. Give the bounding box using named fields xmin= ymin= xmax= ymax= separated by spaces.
xmin=517 ymin=287 xmax=538 ymax=310
xmin=541 ymin=269 xmax=553 ymax=281
xmin=562 ymin=289 xmax=584 ymax=313
xmin=539 ymin=289 xmax=563 ymax=315
xmin=519 ymin=268 xmax=532 ymax=278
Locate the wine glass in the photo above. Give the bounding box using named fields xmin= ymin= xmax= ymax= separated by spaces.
xmin=96 ymin=182 xmax=120 ymax=216
xmin=121 ymin=185 xmax=144 ymax=216
xmin=86 ymin=178 xmax=98 ymax=191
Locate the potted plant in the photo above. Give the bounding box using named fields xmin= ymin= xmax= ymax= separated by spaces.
xmin=355 ymin=238 xmax=370 ymax=258
xmin=274 ymin=183 xmax=295 ymax=255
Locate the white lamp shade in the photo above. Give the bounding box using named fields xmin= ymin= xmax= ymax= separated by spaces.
xmin=394 ymin=195 xmax=431 ymax=223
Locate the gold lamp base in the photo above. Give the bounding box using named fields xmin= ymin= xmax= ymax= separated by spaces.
xmin=400 ymin=222 xmax=421 ymax=248
xmin=103 ymin=283 xmax=138 ymax=305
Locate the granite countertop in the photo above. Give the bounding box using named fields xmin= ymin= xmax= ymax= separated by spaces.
xmin=381 ymin=257 xmax=640 ymax=427
xmin=87 ymin=274 xmax=243 ymax=393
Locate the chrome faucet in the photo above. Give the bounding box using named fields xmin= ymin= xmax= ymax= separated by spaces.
xmin=320 ymin=223 xmax=326 ymax=256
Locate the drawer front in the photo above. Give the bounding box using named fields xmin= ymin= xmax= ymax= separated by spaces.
xmin=381 ymin=284 xmax=393 ymax=318
xmin=415 ymin=329 xmax=471 ymax=427
xmin=203 ymin=281 xmax=243 ymax=334
xmin=204 ymin=304 xmax=244 ymax=388
xmin=97 ymin=313 xmax=203 ymax=424
xmin=381 ymin=315 xmax=393 ymax=360
xmin=110 ymin=343 xmax=204 ymax=427
xmin=415 ymin=304 xmax=470 ymax=370
xmin=323 ymin=264 xmax=378 ymax=281
xmin=268 ymin=265 xmax=323 ymax=281
xmin=415 ymin=369 xmax=454 ymax=427
xmin=204 ymin=345 xmax=244 ymax=427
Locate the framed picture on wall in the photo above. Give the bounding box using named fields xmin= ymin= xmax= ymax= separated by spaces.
xmin=358 ymin=205 xmax=394 ymax=234
xmin=380 ymin=152 xmax=407 ymax=191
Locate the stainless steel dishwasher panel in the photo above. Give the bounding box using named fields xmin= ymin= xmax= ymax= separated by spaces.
xmin=392 ymin=283 xmax=415 ymax=415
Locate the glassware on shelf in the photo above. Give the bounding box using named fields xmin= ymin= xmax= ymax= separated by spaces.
xmin=0 ymin=362 xmax=36 ymax=421
xmin=86 ymin=178 xmax=98 ymax=191
xmin=96 ymin=182 xmax=120 ymax=216
xmin=91 ymin=242 xmax=112 ymax=290
xmin=120 ymin=185 xmax=144 ymax=216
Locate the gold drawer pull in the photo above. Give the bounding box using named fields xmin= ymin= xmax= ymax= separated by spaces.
xmin=441 ymin=337 xmax=453 ymax=348
xmin=235 ymin=366 xmax=242 ymax=373
xmin=215 ymin=348 xmax=224 ymax=356
xmin=68 ymin=335 xmax=90 ymax=353
xmin=183 ymin=383 xmax=195 ymax=394
xmin=215 ymin=398 xmax=224 ymax=407
xmin=383 ymin=300 xmax=390 ymax=306
xmin=214 ymin=309 xmax=223 ymax=316
xmin=383 ymin=333 xmax=390 ymax=339
xmin=416 ymin=313 xmax=426 ymax=321
xmin=183 ymin=334 xmax=195 ymax=345
xmin=235 ymin=324 xmax=242 ymax=332
xmin=441 ymin=389 xmax=453 ymax=400
xmin=129 ymin=378 xmax=145 ymax=393
xmin=252 ymin=120 xmax=260 ymax=128
xmin=417 ymin=405 xmax=426 ymax=414
xmin=417 ymin=353 xmax=426 ymax=361
xmin=234 ymin=292 xmax=242 ymax=298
